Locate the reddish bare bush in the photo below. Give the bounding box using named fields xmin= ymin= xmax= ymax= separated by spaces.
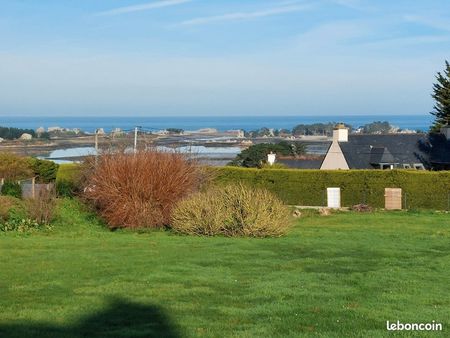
xmin=83 ymin=150 xmax=207 ymax=229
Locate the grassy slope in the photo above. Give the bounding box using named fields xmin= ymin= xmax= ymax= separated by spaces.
xmin=1 ymin=200 xmax=449 ymax=337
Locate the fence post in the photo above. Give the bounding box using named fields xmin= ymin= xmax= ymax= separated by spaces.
xmin=404 ymin=192 xmax=407 ymax=210
xmin=32 ymin=177 xmax=36 ymax=199
xmin=327 ymin=187 xmax=341 ymax=209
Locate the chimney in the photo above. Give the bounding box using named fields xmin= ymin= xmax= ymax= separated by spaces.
xmin=333 ymin=123 xmax=348 ymax=142
xmin=267 ymin=152 xmax=276 ymax=165
xmin=441 ymin=125 xmax=450 ymax=140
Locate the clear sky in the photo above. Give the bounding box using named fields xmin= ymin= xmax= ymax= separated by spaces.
xmin=0 ymin=0 xmax=449 ymax=116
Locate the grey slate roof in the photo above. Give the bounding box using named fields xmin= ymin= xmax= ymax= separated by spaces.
xmin=278 ymin=158 xmax=324 ymax=169
xmin=339 ymin=134 xmax=428 ymax=169
xmin=369 ymin=147 xmax=396 ymax=164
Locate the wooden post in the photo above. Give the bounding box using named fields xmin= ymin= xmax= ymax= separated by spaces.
xmin=385 ymin=188 xmax=402 ymax=210
xmin=32 ymin=177 xmax=36 ymax=199
xmin=95 ymin=129 xmax=99 ymax=165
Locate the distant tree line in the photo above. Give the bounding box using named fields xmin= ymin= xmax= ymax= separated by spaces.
xmin=229 ymin=141 xmax=306 ymax=168
xmin=243 ymin=120 xmax=424 ymax=137
xmin=0 ymin=126 xmax=35 ymax=140
xmin=0 ymin=126 xmax=49 ymax=140
xmin=166 ymin=128 xmax=184 ymax=134
xmin=292 ymin=123 xmax=352 ymax=136
xmin=359 ymin=121 xmax=392 ymax=134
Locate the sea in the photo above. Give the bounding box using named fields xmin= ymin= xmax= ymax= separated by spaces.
xmin=0 ymin=115 xmax=433 ymax=133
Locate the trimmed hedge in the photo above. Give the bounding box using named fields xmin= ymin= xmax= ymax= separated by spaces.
xmin=54 ymin=164 xmax=450 ymax=210
xmin=212 ymin=167 xmax=450 ymax=210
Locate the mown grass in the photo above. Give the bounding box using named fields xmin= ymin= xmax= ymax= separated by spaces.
xmin=1 ymin=200 xmax=449 ymax=337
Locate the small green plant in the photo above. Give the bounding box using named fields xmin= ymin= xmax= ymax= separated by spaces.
xmin=56 ymin=180 xmax=77 ymax=197
xmin=171 ymin=183 xmax=291 ymax=237
xmin=0 ymin=218 xmax=52 ymax=233
xmin=1 ymin=180 xmax=22 ymax=199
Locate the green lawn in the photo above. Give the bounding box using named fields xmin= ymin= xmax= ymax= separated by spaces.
xmin=1 ymin=200 xmax=449 ymax=337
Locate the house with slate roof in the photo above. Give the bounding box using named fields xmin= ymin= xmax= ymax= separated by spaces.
xmin=319 ymin=124 xmax=450 ymax=170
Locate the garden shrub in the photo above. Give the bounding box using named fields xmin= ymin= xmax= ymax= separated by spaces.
xmin=24 ymin=187 xmax=57 ymax=225
xmin=83 ymin=150 xmax=207 ymax=229
xmin=1 ymin=180 xmax=22 ymax=199
xmin=0 ymin=196 xmax=23 ymax=222
xmin=0 ymin=195 xmax=51 ymax=233
xmin=171 ymin=183 xmax=291 ymax=237
xmin=0 ymin=152 xmax=33 ymax=180
xmin=28 ymin=158 xmax=59 ymax=183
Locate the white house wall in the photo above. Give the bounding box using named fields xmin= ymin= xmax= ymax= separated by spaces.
xmin=320 ymin=141 xmax=349 ymax=170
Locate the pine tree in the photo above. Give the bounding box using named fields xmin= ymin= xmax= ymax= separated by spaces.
xmin=431 ymin=60 xmax=450 ymax=131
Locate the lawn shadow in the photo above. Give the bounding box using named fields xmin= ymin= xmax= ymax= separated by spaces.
xmin=0 ymin=298 xmax=180 ymax=338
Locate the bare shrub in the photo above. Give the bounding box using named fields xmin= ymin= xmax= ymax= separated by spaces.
xmin=83 ymin=150 xmax=206 ymax=229
xmin=171 ymin=183 xmax=292 ymax=237
xmin=24 ymin=186 xmax=57 ymax=225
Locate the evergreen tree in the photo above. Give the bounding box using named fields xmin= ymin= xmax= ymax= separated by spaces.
xmin=431 ymin=60 xmax=450 ymax=131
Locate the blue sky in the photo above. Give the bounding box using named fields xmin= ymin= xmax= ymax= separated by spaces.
xmin=0 ymin=0 xmax=449 ymax=116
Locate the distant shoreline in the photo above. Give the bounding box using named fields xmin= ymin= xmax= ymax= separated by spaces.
xmin=0 ymin=115 xmax=432 ymax=133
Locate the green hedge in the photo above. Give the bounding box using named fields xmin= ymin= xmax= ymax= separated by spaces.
xmin=212 ymin=167 xmax=450 ymax=210
xmin=56 ymin=163 xmax=83 ymax=197
xmin=54 ymin=164 xmax=450 ymax=209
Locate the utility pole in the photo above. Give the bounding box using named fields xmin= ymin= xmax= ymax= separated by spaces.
xmin=95 ymin=129 xmax=99 ymax=164
xmin=134 ymin=126 xmax=141 ymax=154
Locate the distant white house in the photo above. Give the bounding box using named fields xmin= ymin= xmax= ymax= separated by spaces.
xmin=111 ymin=128 xmax=124 ymax=136
xmin=36 ymin=127 xmax=46 ymax=135
xmin=20 ymin=133 xmax=33 ymax=140
xmin=48 ymin=126 xmax=63 ymax=132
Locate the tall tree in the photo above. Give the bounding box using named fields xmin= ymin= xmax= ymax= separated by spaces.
xmin=431 ymin=60 xmax=450 ymax=131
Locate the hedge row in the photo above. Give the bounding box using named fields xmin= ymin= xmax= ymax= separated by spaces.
xmin=211 ymin=167 xmax=450 ymax=210
xmin=55 ymin=164 xmax=450 ymax=209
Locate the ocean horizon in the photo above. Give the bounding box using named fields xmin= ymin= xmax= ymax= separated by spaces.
xmin=0 ymin=115 xmax=433 ymax=133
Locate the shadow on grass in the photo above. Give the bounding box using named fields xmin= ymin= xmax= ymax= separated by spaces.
xmin=0 ymin=298 xmax=180 ymax=338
